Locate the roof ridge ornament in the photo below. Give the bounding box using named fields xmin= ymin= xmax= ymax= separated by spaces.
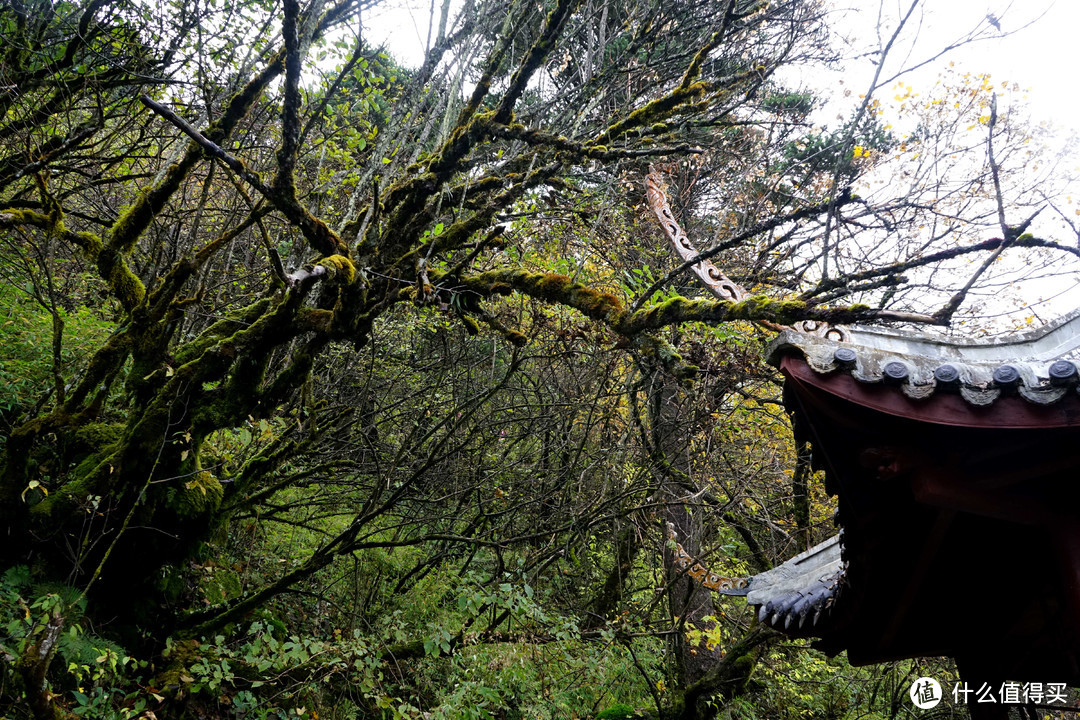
xmin=665 ymin=522 xmax=751 ymax=596
xmin=646 ymin=167 xmax=747 ymax=304
xmin=644 ymin=165 xmax=849 ymax=342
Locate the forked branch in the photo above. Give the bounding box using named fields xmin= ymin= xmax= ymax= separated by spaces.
xmin=933 ymin=93 xmax=1044 ymax=324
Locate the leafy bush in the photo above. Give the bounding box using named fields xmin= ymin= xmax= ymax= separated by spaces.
xmin=0 ymin=283 xmax=113 ymax=425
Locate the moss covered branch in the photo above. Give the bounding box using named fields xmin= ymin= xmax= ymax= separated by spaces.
xmin=451 ymin=269 xmax=624 ymax=323
xmin=492 ymin=0 xmax=580 ymax=123
xmin=596 ymin=81 xmax=712 ymax=145
xmin=450 ymin=269 xmax=930 ymax=337
xmin=0 ymin=207 xmax=102 ymax=256
xmin=489 ymin=122 xmax=698 ymax=161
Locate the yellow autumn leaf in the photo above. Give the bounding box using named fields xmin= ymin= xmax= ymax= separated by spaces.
xmin=21 ymin=480 xmax=46 ymax=502
xmin=852 ymin=145 xmax=868 ymax=158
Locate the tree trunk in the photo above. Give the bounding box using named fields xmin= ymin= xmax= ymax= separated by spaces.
xmin=674 ymin=624 xmax=778 ymax=720
xmin=648 ymin=369 xmax=725 ymax=686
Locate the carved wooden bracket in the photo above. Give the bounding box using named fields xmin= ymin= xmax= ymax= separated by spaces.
xmin=666 ymin=522 xmax=750 ymax=595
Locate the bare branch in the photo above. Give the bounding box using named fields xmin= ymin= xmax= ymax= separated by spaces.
xmin=932 ymin=94 xmax=1045 ymax=324
xmin=139 ymin=94 xmax=266 ymax=189
xmin=820 ymin=0 xmax=921 ymax=280
xmin=140 ymin=93 xmax=351 ymax=260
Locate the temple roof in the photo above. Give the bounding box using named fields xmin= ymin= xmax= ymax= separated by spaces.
xmin=767 ymin=307 xmax=1080 ymax=408
xmin=746 ymin=534 xmax=845 ymax=636
xmin=749 ymin=311 xmax=1080 ymax=683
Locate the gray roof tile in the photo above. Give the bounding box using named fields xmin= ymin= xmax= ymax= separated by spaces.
xmin=746 ymin=534 xmax=845 ymax=634
xmin=766 ymin=307 xmax=1080 ymax=406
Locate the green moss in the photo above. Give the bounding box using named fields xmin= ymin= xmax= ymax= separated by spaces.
xmin=109 ymin=158 xmax=192 ymax=255
xmin=625 ymin=296 xmax=706 ymax=331
xmin=30 ymin=447 xmax=120 ymax=518
xmin=597 ymin=705 xmax=640 ymax=720
xmin=73 ymin=230 xmax=103 ymax=257
xmin=170 ymin=470 xmax=224 ymax=519
xmin=201 ymin=567 xmax=242 ymax=605
xmin=536 ymin=273 xmax=574 ymax=298
xmin=69 ymin=454 xmax=104 ymax=487
xmin=461 ymin=175 xmax=503 ymax=194
xmin=775 ymin=298 xmax=809 ymax=316
xmin=461 ymin=315 xmax=480 ymax=335
xmin=635 ymin=333 xmax=701 ymax=383
xmin=97 ymin=246 xmax=146 ymax=310
xmin=729 ymin=295 xmax=806 ymax=323
xmin=600 ymin=81 xmax=707 ymax=141
xmin=109 ymin=188 xmax=154 ymax=252
xmin=527 ymin=273 xmax=623 ymax=319
xmin=297 ymin=308 xmax=334 ymax=333
xmin=2 ymin=207 xmax=103 ymax=261
xmin=71 ymin=422 xmax=124 ymax=455
xmin=0 ymin=208 xmax=31 ymax=223
xmin=175 ymin=299 xmax=275 ymax=363
xmin=307 ymin=215 xmax=349 ymax=256
xmin=452 ymin=270 xmax=624 ymax=325
xmin=621 ymin=293 xmax=876 ymax=331
xmin=618 ymin=294 xmax=824 ymax=334
xmin=316 ymin=254 xmax=356 ymax=283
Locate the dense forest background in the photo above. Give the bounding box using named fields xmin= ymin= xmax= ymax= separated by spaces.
xmin=1 ymin=0 xmax=1079 ymax=718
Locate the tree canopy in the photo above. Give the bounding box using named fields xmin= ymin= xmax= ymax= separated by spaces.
xmin=1 ymin=0 xmax=1078 ymax=718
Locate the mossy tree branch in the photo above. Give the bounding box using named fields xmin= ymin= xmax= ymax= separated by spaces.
xmin=448 ymin=269 xmax=936 ymax=339
xmin=492 ymin=0 xmax=580 ymax=123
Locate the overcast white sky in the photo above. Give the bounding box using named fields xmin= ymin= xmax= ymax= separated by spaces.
xmin=931 ymin=2 xmax=1077 ymax=130
xmin=816 ymin=1 xmax=1080 ymax=322
xmin=826 ymin=1 xmax=1074 ymax=129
